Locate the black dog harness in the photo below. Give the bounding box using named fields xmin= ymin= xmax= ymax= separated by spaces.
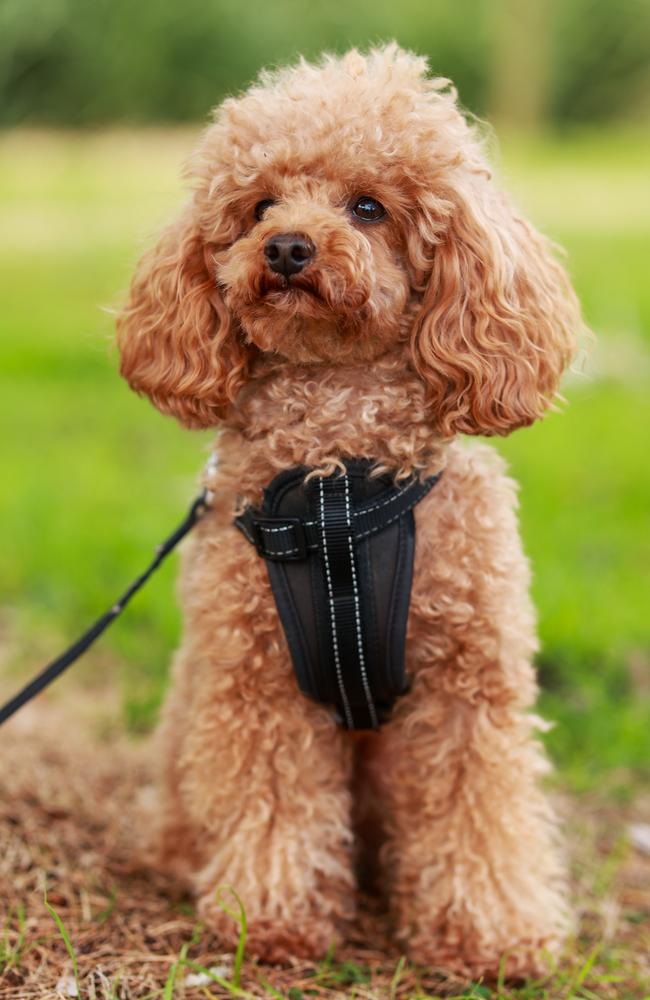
xmin=235 ymin=460 xmax=441 ymax=729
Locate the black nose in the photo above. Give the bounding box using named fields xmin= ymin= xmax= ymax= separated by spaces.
xmin=264 ymin=232 xmax=315 ymax=277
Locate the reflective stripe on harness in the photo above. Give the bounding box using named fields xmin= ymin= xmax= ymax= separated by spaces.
xmin=234 ymin=461 xmax=442 ymax=730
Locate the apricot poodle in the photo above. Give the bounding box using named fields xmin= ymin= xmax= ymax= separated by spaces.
xmin=117 ymin=45 xmax=582 ymax=977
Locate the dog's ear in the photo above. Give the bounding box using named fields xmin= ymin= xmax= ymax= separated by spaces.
xmin=117 ymin=207 xmax=251 ymax=427
xmin=411 ymin=181 xmax=581 ymax=437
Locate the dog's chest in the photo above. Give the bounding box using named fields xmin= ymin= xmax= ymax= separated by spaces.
xmin=222 ymin=360 xmax=445 ymax=500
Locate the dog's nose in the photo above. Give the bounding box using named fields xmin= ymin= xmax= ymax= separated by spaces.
xmin=264 ymin=232 xmax=315 ymax=277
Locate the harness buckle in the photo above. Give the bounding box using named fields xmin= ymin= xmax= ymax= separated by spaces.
xmin=251 ymin=516 xmax=308 ymax=562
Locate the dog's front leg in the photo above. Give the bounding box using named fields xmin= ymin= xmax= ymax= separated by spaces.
xmin=366 ymin=447 xmax=573 ymax=978
xmin=153 ymin=529 xmax=356 ymax=962
xmin=189 ymin=691 xmax=355 ymax=962
xmin=375 ymin=694 xmax=570 ymax=978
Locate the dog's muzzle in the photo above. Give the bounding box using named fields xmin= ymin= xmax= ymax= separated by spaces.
xmin=234 ymin=460 xmax=442 ymax=729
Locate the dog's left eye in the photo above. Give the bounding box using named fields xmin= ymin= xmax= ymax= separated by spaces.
xmin=350 ymin=196 xmax=386 ymax=222
xmin=255 ymin=199 xmax=275 ymax=221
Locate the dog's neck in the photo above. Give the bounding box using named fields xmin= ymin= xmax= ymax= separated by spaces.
xmin=218 ymin=349 xmax=447 ymax=502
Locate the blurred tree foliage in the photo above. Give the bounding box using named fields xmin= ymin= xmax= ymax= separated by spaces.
xmin=0 ymin=0 xmax=648 ymax=127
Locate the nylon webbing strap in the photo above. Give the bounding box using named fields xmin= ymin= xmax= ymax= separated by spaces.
xmin=316 ymin=474 xmax=378 ymax=730
xmin=235 ymin=470 xmax=441 ymax=562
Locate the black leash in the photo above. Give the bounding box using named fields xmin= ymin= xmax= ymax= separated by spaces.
xmin=0 ymin=490 xmax=210 ymax=727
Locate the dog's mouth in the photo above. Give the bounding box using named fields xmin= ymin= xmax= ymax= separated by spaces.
xmin=260 ymin=274 xmax=324 ymax=303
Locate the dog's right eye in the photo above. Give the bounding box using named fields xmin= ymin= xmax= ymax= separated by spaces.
xmin=254 ymin=199 xmax=275 ymax=221
xmin=350 ymin=196 xmax=386 ymax=222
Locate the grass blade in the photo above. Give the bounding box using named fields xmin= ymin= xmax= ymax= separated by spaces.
xmin=216 ymin=886 xmax=248 ymax=988
xmin=43 ymin=888 xmax=81 ymax=998
xmin=390 ymin=955 xmax=406 ymax=999
xmin=163 ymin=959 xmax=179 ymax=1000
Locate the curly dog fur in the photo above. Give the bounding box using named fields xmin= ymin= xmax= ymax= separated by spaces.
xmin=117 ymin=45 xmax=583 ymax=977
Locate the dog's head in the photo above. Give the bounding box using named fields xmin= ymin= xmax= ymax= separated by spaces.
xmin=118 ymin=44 xmax=581 ymax=435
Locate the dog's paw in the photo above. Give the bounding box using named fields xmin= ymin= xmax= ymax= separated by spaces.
xmin=246 ymin=917 xmax=340 ymax=964
xmin=406 ymin=932 xmax=562 ymax=980
xmin=197 ymin=895 xmax=343 ymax=963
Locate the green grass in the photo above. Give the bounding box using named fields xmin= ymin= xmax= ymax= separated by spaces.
xmin=0 ymin=127 xmax=648 ymax=791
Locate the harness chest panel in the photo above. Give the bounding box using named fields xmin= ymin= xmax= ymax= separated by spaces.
xmin=235 ymin=461 xmax=441 ymax=729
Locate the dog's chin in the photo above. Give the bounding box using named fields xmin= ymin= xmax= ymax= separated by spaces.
xmin=234 ymin=304 xmax=368 ymax=365
xmin=240 ymin=309 xmax=352 ymax=363
xmin=230 ymin=280 xmax=345 ymax=362
xmin=229 ymin=274 xmax=405 ymax=364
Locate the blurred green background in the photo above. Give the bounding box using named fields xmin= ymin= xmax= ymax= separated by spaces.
xmin=0 ymin=0 xmax=648 ymax=794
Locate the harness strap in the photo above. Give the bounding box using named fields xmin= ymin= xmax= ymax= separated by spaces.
xmin=317 ymin=473 xmax=378 ymax=729
xmin=234 ymin=470 xmax=441 ymax=561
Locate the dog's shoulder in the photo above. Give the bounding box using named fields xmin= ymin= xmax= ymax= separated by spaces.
xmin=418 ymin=439 xmax=522 ymax=540
xmin=443 ymin=440 xmax=517 ymax=497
